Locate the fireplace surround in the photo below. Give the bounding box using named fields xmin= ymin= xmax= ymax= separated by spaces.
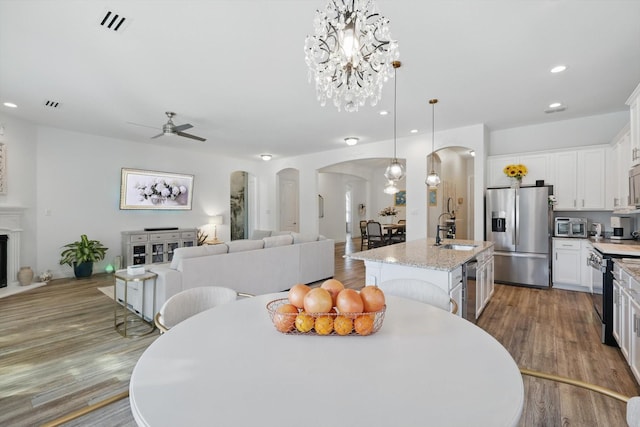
xmin=0 ymin=207 xmax=24 ymax=289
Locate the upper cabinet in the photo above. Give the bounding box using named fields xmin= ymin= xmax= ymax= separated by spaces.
xmin=486 ymin=153 xmax=551 ymax=188
xmin=552 ymin=147 xmax=606 ymax=210
xmin=628 ymin=82 xmax=640 ymax=166
xmin=607 ymin=125 xmax=632 ymax=210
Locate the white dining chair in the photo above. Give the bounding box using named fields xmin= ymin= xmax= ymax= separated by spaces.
xmin=154 ymin=286 xmax=254 ymax=333
xmin=378 ymin=278 xmax=458 ymax=314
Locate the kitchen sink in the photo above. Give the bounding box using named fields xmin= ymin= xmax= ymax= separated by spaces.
xmin=440 ymin=244 xmax=477 ymax=251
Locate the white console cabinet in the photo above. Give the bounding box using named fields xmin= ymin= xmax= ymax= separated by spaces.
xmin=121 ymin=228 xmax=197 ymax=267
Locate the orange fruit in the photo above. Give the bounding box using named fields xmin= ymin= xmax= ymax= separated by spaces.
xmin=315 ymin=315 xmax=334 ymax=335
xmin=354 ymin=314 xmax=375 ymax=336
xmin=334 ymin=315 xmax=353 ymax=336
xmin=295 ymin=312 xmax=315 ymax=333
xmin=273 ymin=303 xmax=298 ymax=332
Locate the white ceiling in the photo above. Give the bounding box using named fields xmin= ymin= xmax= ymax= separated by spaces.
xmin=1 ymin=1 xmax=639 ymax=161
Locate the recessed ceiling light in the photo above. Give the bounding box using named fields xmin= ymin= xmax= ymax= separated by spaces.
xmin=410 ymin=129 xmax=418 ymax=134
xmin=550 ymin=65 xmax=567 ymax=73
xmin=549 ymin=102 xmax=563 ymax=108
xmin=344 ymin=137 xmax=358 ymax=146
xmin=379 ymin=110 xmax=389 ymax=116
xmin=260 ymin=154 xmax=272 ymax=161
xmin=3 ymin=102 xmax=17 ymax=108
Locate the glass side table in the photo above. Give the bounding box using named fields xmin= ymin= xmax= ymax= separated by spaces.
xmin=114 ymin=270 xmax=158 ymax=337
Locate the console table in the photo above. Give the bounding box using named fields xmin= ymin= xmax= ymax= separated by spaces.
xmin=114 ymin=270 xmax=157 ymax=337
xmin=121 ymin=228 xmax=197 ymax=267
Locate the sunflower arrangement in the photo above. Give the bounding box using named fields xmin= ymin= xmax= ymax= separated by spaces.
xmin=503 ymin=164 xmax=528 ymax=179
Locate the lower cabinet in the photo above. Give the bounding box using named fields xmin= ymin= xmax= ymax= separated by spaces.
xmin=629 ymin=298 xmax=640 ymax=383
xmin=552 ymin=238 xmax=591 ymax=292
xmin=613 ymin=276 xmax=630 ymax=362
xmin=475 ymin=247 xmax=494 ymax=319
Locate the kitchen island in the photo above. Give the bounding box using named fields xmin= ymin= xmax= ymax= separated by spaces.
xmin=348 ymin=238 xmax=495 ymax=320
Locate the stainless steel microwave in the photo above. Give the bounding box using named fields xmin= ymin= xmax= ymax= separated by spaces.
xmin=554 ymin=217 xmax=588 ymax=238
xmin=630 ymin=164 xmax=640 ymax=208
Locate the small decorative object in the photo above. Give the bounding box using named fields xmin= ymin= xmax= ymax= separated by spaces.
xmin=503 ymin=164 xmax=527 ymax=188
xmin=39 ymin=270 xmax=53 ymax=283
xmin=17 ymin=266 xmax=34 ymax=286
xmin=59 ymin=234 xmax=108 ymax=279
xmin=127 ymin=265 xmax=145 ymax=276
xmin=548 ymin=195 xmax=558 ymax=207
xmin=379 ymin=206 xmax=398 ymax=223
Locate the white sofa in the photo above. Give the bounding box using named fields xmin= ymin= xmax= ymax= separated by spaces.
xmin=141 ymin=232 xmax=334 ymax=317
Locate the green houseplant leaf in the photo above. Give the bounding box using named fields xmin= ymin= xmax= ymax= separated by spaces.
xmin=59 ymin=234 xmax=108 ymax=266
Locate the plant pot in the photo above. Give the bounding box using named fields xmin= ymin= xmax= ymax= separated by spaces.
xmin=74 ymin=261 xmax=94 ymax=279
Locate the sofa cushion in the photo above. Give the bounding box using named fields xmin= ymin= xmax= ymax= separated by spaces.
xmin=291 ymin=232 xmax=319 ymax=244
xmin=271 ymin=231 xmax=292 ymax=236
xmin=226 ymin=239 xmax=265 ymax=253
xmin=263 ymin=234 xmax=293 ymax=248
xmin=170 ymin=244 xmax=229 ymax=269
xmin=251 ymin=229 xmax=272 ymax=240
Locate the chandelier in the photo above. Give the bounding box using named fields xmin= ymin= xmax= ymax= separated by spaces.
xmin=425 ymin=99 xmax=441 ymax=188
xmin=304 ymin=0 xmax=399 ymax=112
xmin=384 ymin=60 xmax=404 ymax=183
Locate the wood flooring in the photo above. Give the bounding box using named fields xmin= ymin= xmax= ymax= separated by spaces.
xmin=1 ymin=237 xmax=638 ymax=426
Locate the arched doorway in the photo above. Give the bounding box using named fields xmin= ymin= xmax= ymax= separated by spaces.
xmin=426 ymin=146 xmax=475 ymax=240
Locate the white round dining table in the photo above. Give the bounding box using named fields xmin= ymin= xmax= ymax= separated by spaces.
xmin=130 ymin=293 xmax=523 ymax=427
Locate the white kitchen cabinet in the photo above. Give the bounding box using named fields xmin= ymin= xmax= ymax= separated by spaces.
xmin=552 ymin=238 xmax=590 ymax=292
xmin=475 ymin=246 xmax=494 ymax=318
xmin=627 ymin=82 xmax=640 ymax=166
xmin=608 ymin=125 xmax=632 ymax=210
xmin=629 ymin=296 xmax=640 ymax=383
xmin=552 ymin=147 xmax=606 ymax=210
xmin=613 ymin=273 xmax=630 ymax=362
xmin=486 ymin=153 xmax=551 ymax=188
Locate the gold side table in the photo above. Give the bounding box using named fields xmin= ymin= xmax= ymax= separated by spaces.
xmin=114 ymin=270 xmax=158 ymax=337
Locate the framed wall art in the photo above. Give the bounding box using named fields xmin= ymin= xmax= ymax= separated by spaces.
xmin=428 ymin=188 xmax=437 ymax=207
xmin=120 ymin=168 xmax=194 ymax=210
xmin=394 ymin=190 xmax=406 ymax=206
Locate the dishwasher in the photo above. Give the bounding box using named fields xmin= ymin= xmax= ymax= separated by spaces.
xmin=463 ymin=260 xmax=477 ymax=323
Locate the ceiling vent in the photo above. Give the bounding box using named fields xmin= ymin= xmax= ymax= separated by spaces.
xmin=99 ymin=10 xmax=127 ymax=32
xmin=44 ymin=100 xmax=61 ymax=109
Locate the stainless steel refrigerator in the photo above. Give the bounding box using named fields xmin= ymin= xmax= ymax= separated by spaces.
xmin=485 ymin=185 xmax=553 ymax=288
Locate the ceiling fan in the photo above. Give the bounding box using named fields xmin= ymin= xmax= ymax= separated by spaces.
xmin=150 ymin=111 xmax=206 ymax=142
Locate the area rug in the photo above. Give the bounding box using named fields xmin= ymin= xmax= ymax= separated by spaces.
xmin=98 ymin=286 xmax=115 ymax=300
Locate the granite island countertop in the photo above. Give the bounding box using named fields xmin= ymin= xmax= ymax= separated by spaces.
xmin=347 ymin=238 xmax=494 ymax=272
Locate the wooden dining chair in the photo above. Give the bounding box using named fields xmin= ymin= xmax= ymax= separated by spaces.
xmin=359 ymin=220 xmax=369 ymax=251
xmin=366 ymin=221 xmax=388 ymax=249
xmin=519 ymin=368 xmax=640 ymax=426
xmin=154 ymin=286 xmax=254 ymax=333
xmin=389 ymin=219 xmax=406 ymax=243
xmin=378 ymin=278 xmax=458 ymax=314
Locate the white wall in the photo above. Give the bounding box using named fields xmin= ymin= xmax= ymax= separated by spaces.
xmin=489 ymin=111 xmax=629 ymax=155
xmin=318 ymin=172 xmax=368 ymax=242
xmin=33 ymin=124 xmax=259 ymax=278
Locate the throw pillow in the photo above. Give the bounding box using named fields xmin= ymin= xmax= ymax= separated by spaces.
xmin=291 ymin=232 xmax=319 ymax=244
xmin=263 ymin=234 xmax=294 ymax=248
xmin=226 ymin=239 xmax=265 ymax=253
xmin=251 ymin=229 xmax=272 ymax=240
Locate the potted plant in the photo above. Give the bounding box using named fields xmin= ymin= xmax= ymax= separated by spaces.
xmin=59 ymin=234 xmax=108 ymax=278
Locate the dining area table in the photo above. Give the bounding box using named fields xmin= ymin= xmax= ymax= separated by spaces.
xmin=382 ymin=222 xmax=405 ymax=242
xmin=129 ymin=292 xmax=524 ymax=427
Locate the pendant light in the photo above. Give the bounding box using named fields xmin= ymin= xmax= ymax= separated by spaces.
xmin=384 ymin=61 xmax=405 ymax=183
xmin=383 ymin=180 xmax=399 ymax=194
xmin=425 ymin=98 xmax=441 ymax=188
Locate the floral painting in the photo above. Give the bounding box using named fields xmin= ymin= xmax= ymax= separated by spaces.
xmin=120 ymin=168 xmax=194 ymax=210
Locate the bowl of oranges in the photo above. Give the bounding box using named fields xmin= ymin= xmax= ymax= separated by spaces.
xmin=266 ymin=279 xmax=386 ymax=336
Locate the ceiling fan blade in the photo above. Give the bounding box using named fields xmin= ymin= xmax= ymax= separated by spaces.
xmin=151 ymin=132 xmax=165 ymax=139
xmin=127 ymin=121 xmax=161 ymax=130
xmin=176 ymin=131 xmax=206 ymax=142
xmin=173 ymin=123 xmax=193 ymax=132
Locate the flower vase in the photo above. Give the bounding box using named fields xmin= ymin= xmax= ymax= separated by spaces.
xmin=18 ymin=266 xmax=34 ymax=286
xmin=510 ymin=178 xmax=521 ymax=189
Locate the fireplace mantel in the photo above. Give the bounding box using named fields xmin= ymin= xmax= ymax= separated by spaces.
xmin=0 ymin=206 xmax=25 ymax=289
